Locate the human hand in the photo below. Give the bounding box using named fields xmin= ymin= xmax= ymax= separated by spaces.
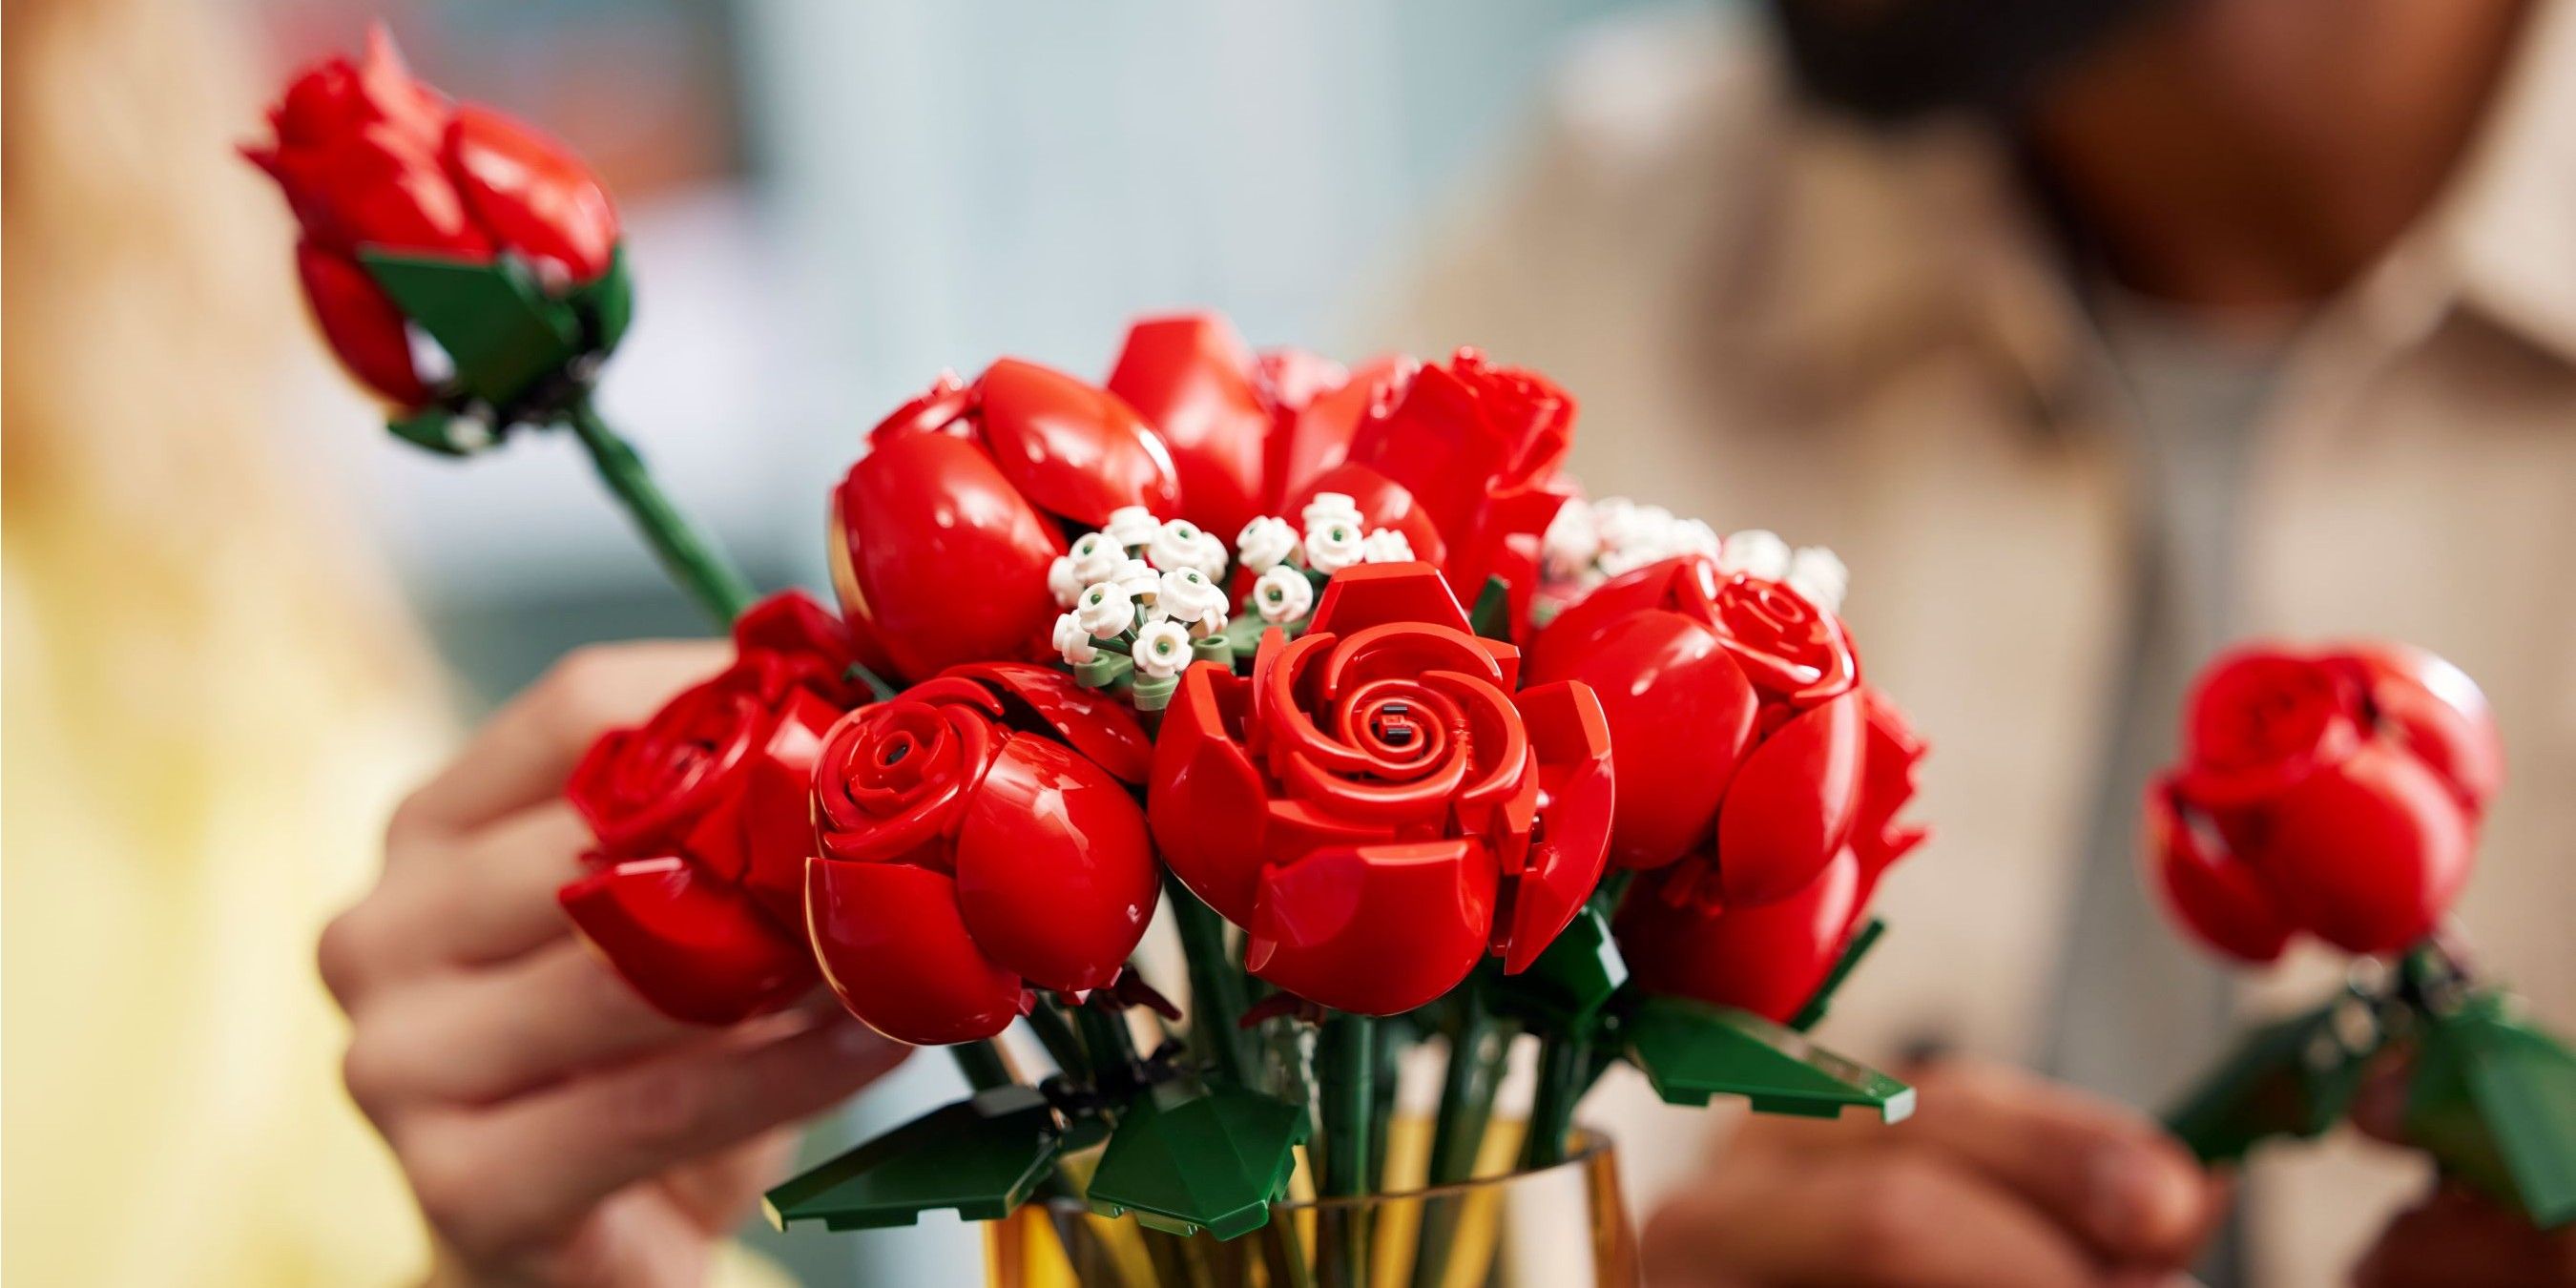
xmin=322 ymin=643 xmax=908 ymax=1287
xmin=1641 ymin=1056 xmax=2225 ymax=1287
xmin=2348 ymin=1054 xmax=2576 ymax=1286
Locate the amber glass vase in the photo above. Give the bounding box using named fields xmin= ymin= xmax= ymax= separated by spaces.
xmin=984 ymin=1119 xmax=1635 ymax=1287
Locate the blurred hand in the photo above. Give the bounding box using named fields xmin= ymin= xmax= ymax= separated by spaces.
xmin=2349 ymin=1053 xmax=2576 ymax=1286
xmin=1641 ymin=1056 xmax=2225 ymax=1288
xmin=322 ymin=642 xmax=907 ymax=1287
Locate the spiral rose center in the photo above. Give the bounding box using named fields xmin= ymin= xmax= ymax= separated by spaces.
xmin=1331 ymin=679 xmax=1459 ymax=780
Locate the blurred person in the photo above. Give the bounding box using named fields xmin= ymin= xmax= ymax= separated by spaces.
xmin=1 ymin=2 xmax=902 ymax=1284
xmin=1388 ymin=0 xmax=2576 ymax=1284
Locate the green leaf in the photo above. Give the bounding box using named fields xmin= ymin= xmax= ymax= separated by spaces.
xmin=360 ymin=250 xmax=582 ymax=407
xmin=1468 ymin=575 xmax=1512 ymax=641
xmin=2163 ymin=996 xmax=2380 ymax=1165
xmin=1489 ymin=904 xmax=1627 ymax=1030
xmin=568 ymin=245 xmax=634 ymax=353
xmin=1788 ymin=918 xmax=1885 ymax=1033
xmin=384 ymin=406 xmax=494 ymax=458
xmin=763 ymin=1087 xmax=1066 ymax=1232
xmin=1624 ymin=997 xmax=1913 ymax=1121
xmin=1085 ymin=1082 xmax=1308 ymax=1240
xmin=2405 ymin=992 xmax=2576 ymax=1227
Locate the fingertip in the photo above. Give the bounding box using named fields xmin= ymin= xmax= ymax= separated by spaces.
xmin=2082 ymin=1137 xmax=2212 ymax=1257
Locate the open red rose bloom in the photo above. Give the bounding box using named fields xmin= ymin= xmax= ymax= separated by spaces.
xmin=1148 ymin=564 xmax=1614 ymax=1014
xmin=2145 ymin=642 xmax=2501 ymax=962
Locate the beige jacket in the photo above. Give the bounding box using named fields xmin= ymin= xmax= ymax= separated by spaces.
xmin=1385 ymin=3 xmax=2576 ymax=1282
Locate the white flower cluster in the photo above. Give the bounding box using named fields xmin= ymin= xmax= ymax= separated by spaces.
xmin=1539 ymin=496 xmax=1849 ymax=613
xmin=1236 ymin=492 xmax=1414 ymax=624
xmin=1049 ymin=507 xmax=1234 ymax=683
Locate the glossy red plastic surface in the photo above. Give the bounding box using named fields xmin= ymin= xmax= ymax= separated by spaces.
xmin=555 ymin=592 xmax=864 ymax=1025
xmin=243 ymin=26 xmax=619 ymax=405
xmin=832 ymin=425 xmax=1064 ymax=682
xmin=806 ymin=669 xmax=1155 ymax=1045
xmin=1527 ymin=554 xmax=1866 ymax=889
xmin=1145 ymin=564 xmax=1614 ymax=1014
xmin=2144 ymin=642 xmax=2496 ymax=962
xmin=973 ymin=358 xmax=1179 ymax=529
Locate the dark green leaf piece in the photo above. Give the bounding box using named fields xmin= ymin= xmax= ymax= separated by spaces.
xmin=384 ymin=406 xmax=484 ymax=458
xmin=1467 ymin=575 xmax=1512 ymax=641
xmin=2404 ymin=991 xmax=2576 ymax=1228
xmin=2164 ymin=995 xmax=2381 ymax=1165
xmin=1625 ymin=997 xmax=1914 ymax=1121
xmin=1085 ymin=1081 xmax=1308 ymax=1240
xmin=1490 ymin=904 xmax=1627 ymax=1030
xmin=763 ymin=1086 xmax=1065 ymax=1232
xmin=1788 ymin=917 xmax=1885 ymax=1033
xmin=359 ymin=250 xmax=582 ymax=406
xmin=568 ymin=246 xmax=634 ymax=353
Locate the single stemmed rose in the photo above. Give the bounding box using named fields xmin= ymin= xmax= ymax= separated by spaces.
xmin=556 ymin=592 xmax=869 ymax=1025
xmin=1527 ymin=551 xmax=1866 ymax=908
xmin=805 ymin=663 xmax=1157 ymax=1046
xmin=1148 ymin=563 xmax=1614 ymax=1015
xmin=2146 ymin=642 xmax=2501 ymax=961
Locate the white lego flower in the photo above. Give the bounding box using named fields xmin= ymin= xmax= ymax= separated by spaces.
xmin=1103 ymin=506 xmax=1162 ymax=551
xmin=1053 ymin=613 xmax=1100 ymax=665
xmin=1066 ymin=530 xmax=1123 ymax=584
xmin=1146 ymin=519 xmax=1222 ymax=575
xmin=1108 ymin=557 xmax=1162 ymax=613
xmin=1253 ymin=565 xmax=1315 ymax=623
xmin=1190 ymin=530 xmax=1230 ymax=575
xmin=1786 ymin=546 xmax=1850 ymax=613
xmin=1047 ymin=555 xmax=1085 ymax=608
xmin=1361 ymin=528 xmax=1415 ymax=564
xmin=1072 ymin=581 xmax=1134 ymax=636
xmin=1236 ymin=515 xmax=1299 ymax=572
xmin=1132 ymin=620 xmax=1194 ymax=678
xmin=1542 ymin=497 xmax=1600 ymax=580
xmin=1300 ymin=491 xmax=1362 ymax=535
xmin=1302 ymin=516 xmax=1366 ymax=573
xmin=1158 ymin=567 xmax=1229 ymax=630
xmin=1672 ymin=518 xmax=1724 ymax=560
xmin=1597 ymin=543 xmax=1665 ymax=579
xmin=1717 ymin=529 xmax=1794 ymax=581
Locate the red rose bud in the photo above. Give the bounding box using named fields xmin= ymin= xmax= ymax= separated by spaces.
xmin=1148 ymin=563 xmax=1615 ymax=1015
xmin=805 ymin=663 xmax=1157 ymax=1046
xmin=1527 ymin=553 xmax=1866 ymax=906
xmin=1105 ymin=312 xmax=1414 ymax=540
xmin=830 ymin=363 xmax=1180 ymax=682
xmin=1618 ymin=687 xmax=1927 ymax=1022
xmin=243 ymin=25 xmax=622 ymax=407
xmin=2146 ymin=642 xmax=2500 ymax=962
xmin=555 ymin=592 xmax=864 ymax=1025
xmin=1280 ymin=349 xmax=1577 ymax=640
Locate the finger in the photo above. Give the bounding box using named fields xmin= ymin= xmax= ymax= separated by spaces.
xmin=392 ymin=642 xmax=729 ymax=841
xmin=1644 ymin=1145 xmax=2109 ymax=1288
xmin=421 ymin=803 xmax=595 ymax=966
xmin=2354 ymin=1184 xmax=2576 ymax=1288
xmin=350 ymin=939 xmax=712 ymax=1106
xmin=1889 ymin=1058 xmax=2218 ymax=1264
xmin=402 ymin=1012 xmax=906 ymax=1262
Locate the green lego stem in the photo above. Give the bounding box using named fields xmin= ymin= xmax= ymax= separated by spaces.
xmin=1412 ymin=981 xmax=1512 ymax=1288
xmin=1024 ymin=999 xmax=1091 ymax=1080
xmin=1521 ymin=1032 xmax=1590 ymax=1170
xmin=1166 ymin=873 xmax=1251 ymax=1084
xmin=561 ymin=396 xmax=758 ymax=629
xmin=1315 ymin=1012 xmax=1377 ymax=1287
xmin=948 ymin=1040 xmax=1016 ymax=1093
xmin=1076 ymin=1000 xmax=1142 ymax=1076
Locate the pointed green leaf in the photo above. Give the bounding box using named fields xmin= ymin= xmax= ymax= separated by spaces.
xmin=384 ymin=407 xmax=494 ymax=458
xmin=2405 ymin=993 xmax=2576 ymax=1228
xmin=568 ymin=245 xmax=634 ymax=353
xmin=1468 ymin=575 xmax=1511 ymax=641
xmin=1085 ymin=1082 xmax=1308 ymax=1240
xmin=1789 ymin=917 xmax=1885 ymax=1033
xmin=763 ymin=1086 xmax=1065 ymax=1232
xmin=359 ymin=251 xmax=582 ymax=406
xmin=1489 ymin=904 xmax=1626 ymax=1029
xmin=1625 ymin=997 xmax=1913 ymax=1121
xmin=2163 ymin=996 xmax=2379 ymax=1164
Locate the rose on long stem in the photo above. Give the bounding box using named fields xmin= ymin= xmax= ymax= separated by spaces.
xmin=562 ymin=396 xmax=758 ymax=629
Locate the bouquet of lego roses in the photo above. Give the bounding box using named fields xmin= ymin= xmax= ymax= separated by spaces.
xmin=249 ymin=31 xmax=1933 ymax=1281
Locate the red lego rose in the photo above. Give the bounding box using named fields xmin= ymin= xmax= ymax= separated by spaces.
xmin=830 ymin=363 xmax=1182 ymax=684
xmin=806 ymin=663 xmax=1157 ymax=1046
xmin=2147 ymin=642 xmax=2501 ymax=962
xmin=1618 ymin=688 xmax=1928 ymax=1022
xmin=1147 ymin=563 xmax=1614 ymax=1015
xmin=1527 ymin=553 xmax=1865 ymax=906
xmin=243 ymin=26 xmax=620 ymax=406
xmin=556 ymin=592 xmax=866 ymax=1026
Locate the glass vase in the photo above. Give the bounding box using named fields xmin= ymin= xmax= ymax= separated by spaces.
xmin=984 ymin=1119 xmax=1636 ymax=1287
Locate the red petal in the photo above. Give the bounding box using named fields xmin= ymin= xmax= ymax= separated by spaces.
xmin=294 ymin=242 xmax=428 ymax=405
xmin=444 ymin=105 xmax=619 ymax=283
xmin=2244 ymin=741 xmax=2475 ymax=955
xmin=1715 ymin=689 xmax=1865 ymax=906
xmin=1287 ymin=462 xmax=1448 ymax=569
xmin=1246 ymin=839 xmax=1495 ymax=1015
xmin=1106 ymin=314 xmax=1270 ymax=539
xmin=2142 ymin=779 xmax=2293 ymax=963
xmin=807 ymin=859 xmax=1024 ymax=1045
xmin=1852 ymin=686 xmax=1930 ymax=879
xmin=1618 ymin=849 xmax=1865 ymax=1023
xmin=1147 ymin=664 xmax=1270 ymax=924
xmin=736 ymin=690 xmax=844 ymax=927
xmin=1501 ymin=681 xmax=1615 ymax=972
xmin=1535 ymin=609 xmax=1755 ymax=870
xmin=953 ymin=735 xmax=1158 ymax=993
xmin=1527 ymin=557 xmax=1714 ymax=680
xmin=833 ymin=430 xmax=1065 ymax=680
xmin=1264 ymin=354 xmax=1413 ymax=509
xmin=558 ymin=856 xmax=814 ymax=1026
xmin=972 ymin=358 xmax=1180 ymax=527
xmin=2330 ymin=642 xmax=2503 ymax=812
xmin=945 ymin=661 xmax=1153 ymax=784
xmin=1302 ymin=562 xmax=1480 ymax=641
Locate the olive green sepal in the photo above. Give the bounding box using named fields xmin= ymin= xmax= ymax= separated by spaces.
xmin=2163 ymin=994 xmax=2382 ymax=1165
xmin=762 ymin=1086 xmax=1066 ymax=1232
xmin=2404 ymin=992 xmax=2576 ymax=1229
xmin=1789 ymin=917 xmax=1886 ymax=1034
xmin=1624 ymin=997 xmax=1915 ymax=1122
xmin=359 ymin=250 xmax=584 ymax=408
xmin=1084 ymin=1081 xmax=1310 ymax=1240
